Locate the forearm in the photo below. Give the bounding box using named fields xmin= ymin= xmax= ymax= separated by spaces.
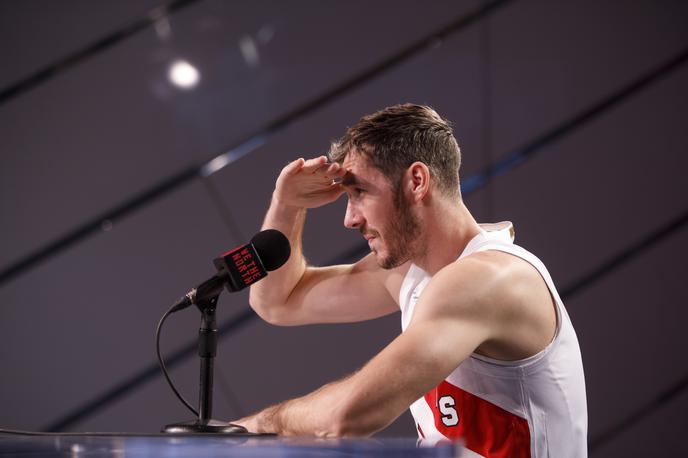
xmin=250 ymin=396 xmax=335 ymax=437
xmin=248 ymin=156 xmax=345 ymax=324
xmin=241 ymin=377 xmax=356 ymax=437
xmin=249 ymin=194 xmax=308 ymax=321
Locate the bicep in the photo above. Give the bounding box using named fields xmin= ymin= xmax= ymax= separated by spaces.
xmin=280 ymin=253 xmax=402 ymax=326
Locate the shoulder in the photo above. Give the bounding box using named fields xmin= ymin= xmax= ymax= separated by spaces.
xmin=415 ymin=250 xmax=544 ymax=322
xmin=410 ymin=249 xmax=557 ymax=360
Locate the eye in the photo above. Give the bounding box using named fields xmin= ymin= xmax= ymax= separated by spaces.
xmin=345 ymin=186 xmax=366 ymax=199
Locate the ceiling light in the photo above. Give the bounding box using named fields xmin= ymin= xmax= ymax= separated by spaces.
xmin=168 ymin=59 xmax=200 ymax=89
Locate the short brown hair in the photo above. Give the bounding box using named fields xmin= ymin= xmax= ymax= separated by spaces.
xmin=329 ymin=104 xmax=461 ymax=198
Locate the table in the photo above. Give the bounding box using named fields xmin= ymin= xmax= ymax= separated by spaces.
xmin=0 ymin=431 xmax=461 ymax=457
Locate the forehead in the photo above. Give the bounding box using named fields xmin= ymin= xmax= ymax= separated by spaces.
xmin=340 ymin=152 xmax=391 ymax=189
xmin=340 ymin=150 xmax=368 ymax=169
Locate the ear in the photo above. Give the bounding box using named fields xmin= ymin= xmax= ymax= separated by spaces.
xmin=404 ymin=162 xmax=431 ymax=203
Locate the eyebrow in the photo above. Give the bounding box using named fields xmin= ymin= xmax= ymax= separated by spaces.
xmin=340 ymin=172 xmax=359 ymax=187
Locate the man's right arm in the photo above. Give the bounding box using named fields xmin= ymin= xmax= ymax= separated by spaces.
xmin=248 ymin=156 xmax=402 ymax=326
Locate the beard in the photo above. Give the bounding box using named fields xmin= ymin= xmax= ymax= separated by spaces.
xmin=372 ymin=189 xmax=422 ymax=270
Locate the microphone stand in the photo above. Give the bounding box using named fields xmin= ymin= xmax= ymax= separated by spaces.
xmin=162 ymin=294 xmax=247 ymax=434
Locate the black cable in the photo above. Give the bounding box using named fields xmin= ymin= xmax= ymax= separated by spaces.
xmin=42 ymin=206 xmax=688 ymax=432
xmin=42 ymin=308 xmax=256 ymax=432
xmin=35 ymin=36 xmax=688 ymax=425
xmin=21 ymin=7 xmax=687 ymax=434
xmin=156 ymin=303 xmax=198 ymax=417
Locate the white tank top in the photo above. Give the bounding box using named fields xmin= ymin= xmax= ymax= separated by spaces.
xmin=399 ymin=222 xmax=587 ymax=457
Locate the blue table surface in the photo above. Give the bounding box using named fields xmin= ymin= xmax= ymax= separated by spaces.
xmin=0 ymin=432 xmax=461 ymax=457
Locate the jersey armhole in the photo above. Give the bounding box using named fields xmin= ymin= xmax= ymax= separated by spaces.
xmin=469 ymin=242 xmax=564 ymax=368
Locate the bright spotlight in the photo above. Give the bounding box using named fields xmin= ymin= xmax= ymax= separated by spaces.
xmin=168 ymin=59 xmax=200 ymax=89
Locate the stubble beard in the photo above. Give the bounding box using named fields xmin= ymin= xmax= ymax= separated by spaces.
xmin=376 ymin=191 xmax=422 ymax=270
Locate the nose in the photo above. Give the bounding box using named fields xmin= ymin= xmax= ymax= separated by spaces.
xmin=344 ymin=199 xmax=363 ymax=229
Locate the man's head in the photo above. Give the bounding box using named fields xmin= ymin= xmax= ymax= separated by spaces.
xmin=330 ymin=104 xmax=462 ymax=269
xmin=329 ymin=103 xmax=462 ymax=200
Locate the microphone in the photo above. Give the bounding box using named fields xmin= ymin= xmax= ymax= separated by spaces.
xmin=171 ymin=229 xmax=290 ymax=312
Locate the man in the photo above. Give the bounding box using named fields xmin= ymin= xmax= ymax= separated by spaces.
xmin=235 ymin=104 xmax=587 ymax=457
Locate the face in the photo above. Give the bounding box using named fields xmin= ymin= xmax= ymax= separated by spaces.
xmin=341 ymin=153 xmax=421 ymax=269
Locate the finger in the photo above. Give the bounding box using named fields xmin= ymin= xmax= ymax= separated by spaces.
xmin=301 ymin=155 xmax=328 ymax=173
xmin=302 ymin=156 xmax=327 ymax=172
xmin=312 ymin=162 xmax=335 ymax=176
xmin=283 ymin=158 xmax=305 ymax=175
xmin=314 ymin=162 xmax=344 ymax=180
xmin=328 ymin=162 xmax=346 ymax=177
xmin=322 ymin=163 xmax=346 ymax=183
xmin=324 ymin=162 xmax=340 ymax=175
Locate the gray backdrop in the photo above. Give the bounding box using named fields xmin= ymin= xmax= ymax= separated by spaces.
xmin=1 ymin=0 xmax=687 ymax=455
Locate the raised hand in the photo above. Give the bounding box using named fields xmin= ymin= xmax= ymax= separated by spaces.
xmin=274 ymin=155 xmax=346 ymax=209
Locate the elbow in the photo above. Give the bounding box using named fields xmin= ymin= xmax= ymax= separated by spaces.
xmin=248 ymin=290 xmax=284 ymax=325
xmin=248 ymin=288 xmax=295 ymax=326
xmin=248 ymin=263 xmax=309 ymax=326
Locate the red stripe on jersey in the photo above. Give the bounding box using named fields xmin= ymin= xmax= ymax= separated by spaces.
xmin=424 ymin=381 xmax=531 ymax=458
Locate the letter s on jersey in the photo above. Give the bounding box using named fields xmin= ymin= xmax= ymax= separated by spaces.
xmin=438 ymin=395 xmax=459 ymax=426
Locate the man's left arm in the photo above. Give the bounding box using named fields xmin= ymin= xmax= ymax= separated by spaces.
xmin=234 ymin=259 xmax=497 ymax=437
